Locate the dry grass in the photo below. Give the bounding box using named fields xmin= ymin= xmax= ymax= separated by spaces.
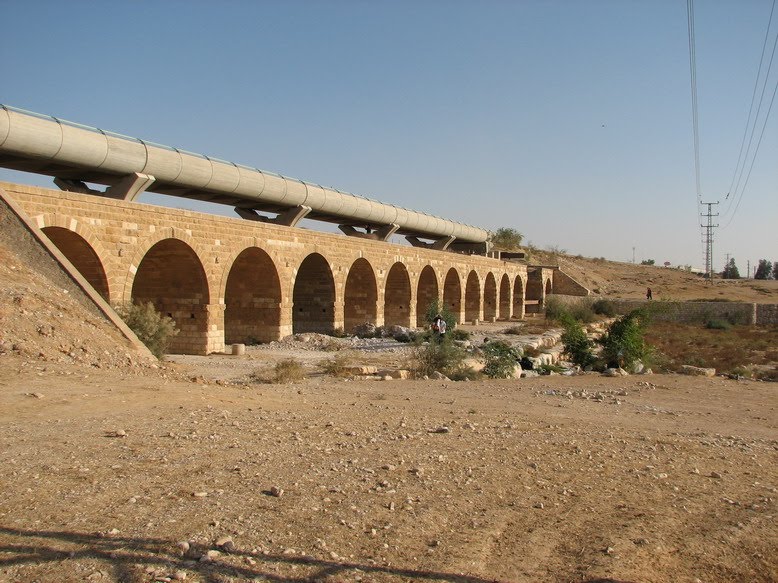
xmin=645 ymin=322 xmax=778 ymax=380
xmin=319 ymin=353 xmax=353 ymax=378
xmin=251 ymin=358 xmax=307 ymax=384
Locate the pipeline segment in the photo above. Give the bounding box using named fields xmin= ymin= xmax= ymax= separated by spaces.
xmin=0 ymin=105 xmax=489 ymax=246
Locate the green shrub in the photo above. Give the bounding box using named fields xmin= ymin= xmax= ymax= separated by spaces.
xmin=411 ymin=336 xmax=468 ymax=379
xmin=705 ymin=319 xmax=731 ymax=330
xmin=481 ymin=340 xmax=521 ymax=378
xmin=116 ymin=301 xmax=178 ymax=358
xmin=592 ymin=299 xmax=616 ymax=317
xmin=451 ymin=329 xmax=471 ymax=341
xmin=538 ymin=363 xmax=566 ymax=374
xmin=598 ymin=309 xmax=652 ymax=369
xmin=544 ymin=296 xmax=569 ymax=322
xmin=547 ymin=297 xmax=598 ymax=323
xmin=503 ymin=325 xmax=524 ymax=335
xmin=568 ymin=298 xmax=596 ymax=323
xmin=560 ymin=314 xmax=596 ymax=368
xmin=424 ymin=299 xmax=457 ymax=335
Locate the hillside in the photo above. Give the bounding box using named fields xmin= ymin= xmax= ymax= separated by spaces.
xmin=530 ymin=250 xmax=778 ymax=303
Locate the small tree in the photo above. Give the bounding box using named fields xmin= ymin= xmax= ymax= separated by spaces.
xmin=597 ymin=309 xmax=651 ymax=369
xmin=411 ymin=335 xmax=469 ymax=379
xmin=755 ymin=259 xmax=773 ymax=280
xmin=560 ymin=313 xmax=596 ymax=368
xmin=481 ymin=340 xmax=521 ymax=378
xmin=424 ymin=298 xmax=457 ymax=335
xmin=773 ymin=262 xmax=778 ymax=280
xmin=116 ymin=301 xmax=178 ymax=358
xmin=721 ymin=257 xmax=741 ymax=279
xmin=491 ymin=227 xmax=524 ymax=251
xmin=640 ymin=259 xmax=655 ymax=265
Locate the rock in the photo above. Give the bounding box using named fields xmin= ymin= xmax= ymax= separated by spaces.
xmin=353 ymin=322 xmax=377 ymax=338
xmin=603 ymin=367 xmax=628 ymax=377
xmin=200 ymin=549 xmax=220 ymax=562
xmin=710 ymin=471 xmax=723 ymax=479
xmin=428 ymin=426 xmax=450 ymax=434
xmin=379 ymin=369 xmax=410 ymax=380
xmin=346 ymin=366 xmax=378 ymax=375
xmin=270 ymin=486 xmax=284 ymax=497
xmin=680 ymin=365 xmax=716 ymax=377
xmin=386 ymin=325 xmax=413 ymax=341
xmin=463 ymin=358 xmax=485 ymax=372
xmin=521 ymin=371 xmax=540 ymax=378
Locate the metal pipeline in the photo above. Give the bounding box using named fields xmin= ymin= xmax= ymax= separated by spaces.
xmin=0 ymin=105 xmax=489 ymax=245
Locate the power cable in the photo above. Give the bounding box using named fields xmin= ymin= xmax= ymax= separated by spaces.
xmin=687 ymin=0 xmax=702 ymax=206
xmin=687 ymin=0 xmax=709 ymax=270
xmin=722 ymin=71 xmax=778 ymax=228
xmin=724 ymin=0 xmax=776 ymax=207
xmin=724 ymin=11 xmax=778 ymax=221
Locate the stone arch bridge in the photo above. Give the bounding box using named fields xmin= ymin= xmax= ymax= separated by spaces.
xmin=3 ymin=182 xmax=554 ymax=355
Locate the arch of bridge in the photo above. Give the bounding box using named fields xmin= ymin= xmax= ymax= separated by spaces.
xmin=32 ymin=212 xmax=115 ymax=299
xmin=123 ymin=226 xmax=213 ymax=306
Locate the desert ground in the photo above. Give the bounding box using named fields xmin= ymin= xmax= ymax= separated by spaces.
xmin=1 ymin=204 xmax=777 ymax=582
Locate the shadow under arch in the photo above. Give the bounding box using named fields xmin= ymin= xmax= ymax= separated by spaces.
xmin=384 ymin=262 xmax=411 ymax=327
xmin=224 ymin=246 xmax=282 ymax=344
xmin=41 ymin=226 xmax=110 ymax=301
xmin=416 ymin=264 xmax=439 ymax=327
xmin=344 ymin=257 xmax=377 ymax=333
xmin=443 ymin=267 xmax=462 ymax=320
xmin=513 ymin=274 xmax=526 ymax=319
xmin=131 ymin=238 xmax=210 ymax=354
xmin=293 ymin=252 xmax=335 ymax=334
xmin=483 ymin=272 xmax=497 ymax=322
xmin=464 ymin=270 xmax=481 ymax=323
xmin=499 ymin=273 xmax=511 ymax=320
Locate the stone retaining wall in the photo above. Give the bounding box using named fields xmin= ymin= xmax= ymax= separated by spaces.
xmin=607 ymin=299 xmax=778 ymax=325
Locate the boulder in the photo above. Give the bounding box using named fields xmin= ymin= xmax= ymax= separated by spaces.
xmin=353 ymin=322 xmax=377 ymax=338
xmin=603 ymin=367 xmax=629 ymax=377
xmin=679 ymin=365 xmax=716 ymax=377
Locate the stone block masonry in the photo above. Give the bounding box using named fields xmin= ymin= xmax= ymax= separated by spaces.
xmin=608 ymin=299 xmax=778 ymax=325
xmin=2 ymin=182 xmax=550 ymax=355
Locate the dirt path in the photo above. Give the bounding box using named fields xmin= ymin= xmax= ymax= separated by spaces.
xmin=1 ymin=351 xmax=776 ymax=583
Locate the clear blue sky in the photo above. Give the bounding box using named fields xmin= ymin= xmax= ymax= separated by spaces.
xmin=1 ymin=0 xmax=776 ymax=272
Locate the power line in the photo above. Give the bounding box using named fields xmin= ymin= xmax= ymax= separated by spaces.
xmin=724 ymin=13 xmax=778 ymax=221
xmin=725 ymin=0 xmax=776 ymax=205
xmin=722 ymin=72 xmax=778 ymax=228
xmin=686 ymin=0 xmax=702 ymax=206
